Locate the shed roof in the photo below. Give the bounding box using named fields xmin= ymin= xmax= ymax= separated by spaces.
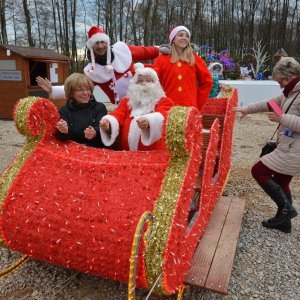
xmin=0 ymin=44 xmax=70 ymax=61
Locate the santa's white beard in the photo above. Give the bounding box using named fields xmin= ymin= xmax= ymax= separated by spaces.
xmin=127 ymin=82 xmax=165 ymax=116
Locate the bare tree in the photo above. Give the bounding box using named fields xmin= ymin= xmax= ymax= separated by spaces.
xmin=143 ymin=0 xmax=152 ymax=45
xmin=0 ymin=0 xmax=8 ymax=44
xmin=1 ymin=0 xmax=299 ymax=65
xmin=51 ymin=0 xmax=59 ymax=51
xmin=287 ymin=0 xmax=299 ymax=45
xmin=250 ymin=40 xmax=270 ymax=79
xmin=56 ymin=0 xmax=64 ymax=52
xmin=63 ymin=0 xmax=70 ymax=56
xmin=22 ymin=0 xmax=34 ymax=46
xmin=33 ymin=0 xmax=41 ymax=47
xmin=149 ymin=0 xmax=159 ymax=45
xmin=129 ymin=0 xmax=139 ymax=44
xmin=105 ymin=0 xmax=114 ymax=42
xmin=118 ymin=0 xmax=125 ymax=40
xmin=70 ymin=0 xmax=77 ymax=71
xmin=11 ymin=1 xmax=18 ymax=44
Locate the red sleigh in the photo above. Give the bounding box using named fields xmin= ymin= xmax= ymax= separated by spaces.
xmin=0 ymin=88 xmax=237 ymax=298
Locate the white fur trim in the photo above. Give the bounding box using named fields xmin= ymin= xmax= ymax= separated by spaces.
xmin=52 ymin=85 xmax=66 ymax=99
xmin=90 ymin=49 xmax=96 ymax=69
xmin=87 ymin=33 xmax=110 ymax=48
xmin=133 ymin=67 xmax=159 ymax=83
xmin=106 ymin=45 xmax=112 ymax=65
xmin=128 ymin=117 xmax=141 ymax=151
xmin=169 ymin=26 xmax=190 ymax=44
xmin=83 ymin=41 xmax=132 ymax=83
xmin=100 ymin=115 xmax=119 ymax=146
xmin=84 ymin=63 xmax=113 ymax=83
xmin=115 ymin=71 xmax=133 ymax=100
xmin=134 ymin=63 xmax=144 ymax=70
xmin=129 ymin=101 xmax=157 ymax=117
xmin=111 ymin=41 xmax=132 ymax=73
xmin=140 ymin=112 xmax=164 ymax=146
xmin=105 ymin=64 xmax=114 ymax=72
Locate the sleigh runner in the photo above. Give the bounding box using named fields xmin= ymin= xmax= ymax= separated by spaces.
xmin=0 ymin=88 xmax=237 ymax=298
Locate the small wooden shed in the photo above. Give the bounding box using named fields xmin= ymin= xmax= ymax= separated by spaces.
xmin=0 ymin=44 xmax=69 ymax=119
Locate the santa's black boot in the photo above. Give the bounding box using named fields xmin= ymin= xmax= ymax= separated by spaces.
xmin=260 ymin=181 xmax=298 ymax=228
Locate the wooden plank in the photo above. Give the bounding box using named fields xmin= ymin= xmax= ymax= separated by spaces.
xmin=204 ymin=197 xmax=245 ymax=294
xmin=184 ymin=196 xmax=232 ymax=286
xmin=202 ymin=114 xmax=224 ymax=129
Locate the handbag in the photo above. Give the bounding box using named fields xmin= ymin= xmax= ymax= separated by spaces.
xmin=259 ymin=90 xmax=300 ymax=157
xmin=260 ymin=140 xmax=277 ymax=157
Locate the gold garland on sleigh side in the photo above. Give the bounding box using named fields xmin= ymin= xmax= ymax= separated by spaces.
xmin=0 ymin=255 xmax=29 ymax=279
xmin=144 ymin=107 xmax=191 ymax=295
xmin=128 ymin=211 xmax=153 ymax=300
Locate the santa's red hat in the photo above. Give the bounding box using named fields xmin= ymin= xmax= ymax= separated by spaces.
xmin=86 ymin=26 xmax=112 ymax=72
xmin=169 ymin=26 xmax=190 ymax=44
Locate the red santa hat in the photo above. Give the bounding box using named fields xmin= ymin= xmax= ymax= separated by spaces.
xmin=169 ymin=26 xmax=191 ymax=44
xmin=86 ymin=26 xmax=112 ymax=72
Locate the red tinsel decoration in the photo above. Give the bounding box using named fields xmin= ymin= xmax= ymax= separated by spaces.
xmin=0 ymin=90 xmax=237 ymax=295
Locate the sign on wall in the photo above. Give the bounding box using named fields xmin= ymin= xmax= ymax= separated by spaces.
xmin=0 ymin=70 xmax=22 ymax=81
xmin=50 ymin=63 xmax=58 ymax=83
xmin=0 ymin=60 xmax=16 ymax=70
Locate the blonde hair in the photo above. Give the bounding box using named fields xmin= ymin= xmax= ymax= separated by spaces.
xmin=170 ymin=43 xmax=195 ymax=66
xmin=64 ymin=73 xmax=94 ymax=99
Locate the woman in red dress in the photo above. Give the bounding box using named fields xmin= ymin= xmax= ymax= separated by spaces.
xmin=154 ymin=26 xmax=213 ymax=112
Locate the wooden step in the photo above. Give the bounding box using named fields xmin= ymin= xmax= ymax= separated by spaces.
xmin=185 ymin=196 xmax=245 ymax=295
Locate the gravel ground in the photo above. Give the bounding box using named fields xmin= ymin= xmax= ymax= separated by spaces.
xmin=0 ymin=113 xmax=299 ymax=300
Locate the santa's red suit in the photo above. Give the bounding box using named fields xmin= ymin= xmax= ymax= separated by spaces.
xmin=154 ymin=53 xmax=212 ymax=111
xmin=52 ymin=42 xmax=159 ymax=104
xmin=100 ymin=97 xmax=174 ymax=151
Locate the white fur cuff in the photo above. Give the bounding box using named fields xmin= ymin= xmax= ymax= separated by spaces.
xmin=52 ymin=86 xmax=66 ymax=99
xmin=100 ymin=115 xmax=119 ymax=146
xmin=140 ymin=112 xmax=164 ymax=146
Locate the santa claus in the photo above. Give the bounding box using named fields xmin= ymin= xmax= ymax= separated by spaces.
xmin=38 ymin=26 xmax=160 ymax=105
xmin=99 ymin=66 xmax=174 ymax=151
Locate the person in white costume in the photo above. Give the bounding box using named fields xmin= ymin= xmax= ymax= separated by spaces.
xmin=37 ymin=26 xmax=161 ymax=105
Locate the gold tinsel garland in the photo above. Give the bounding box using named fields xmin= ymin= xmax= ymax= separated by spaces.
xmin=0 ymin=255 xmax=29 ymax=278
xmin=219 ymin=84 xmax=234 ymax=99
xmin=144 ymin=107 xmax=190 ymax=295
xmin=128 ymin=211 xmax=153 ymax=300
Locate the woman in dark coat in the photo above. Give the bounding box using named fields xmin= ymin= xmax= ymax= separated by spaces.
xmin=56 ymin=73 xmax=107 ymax=148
